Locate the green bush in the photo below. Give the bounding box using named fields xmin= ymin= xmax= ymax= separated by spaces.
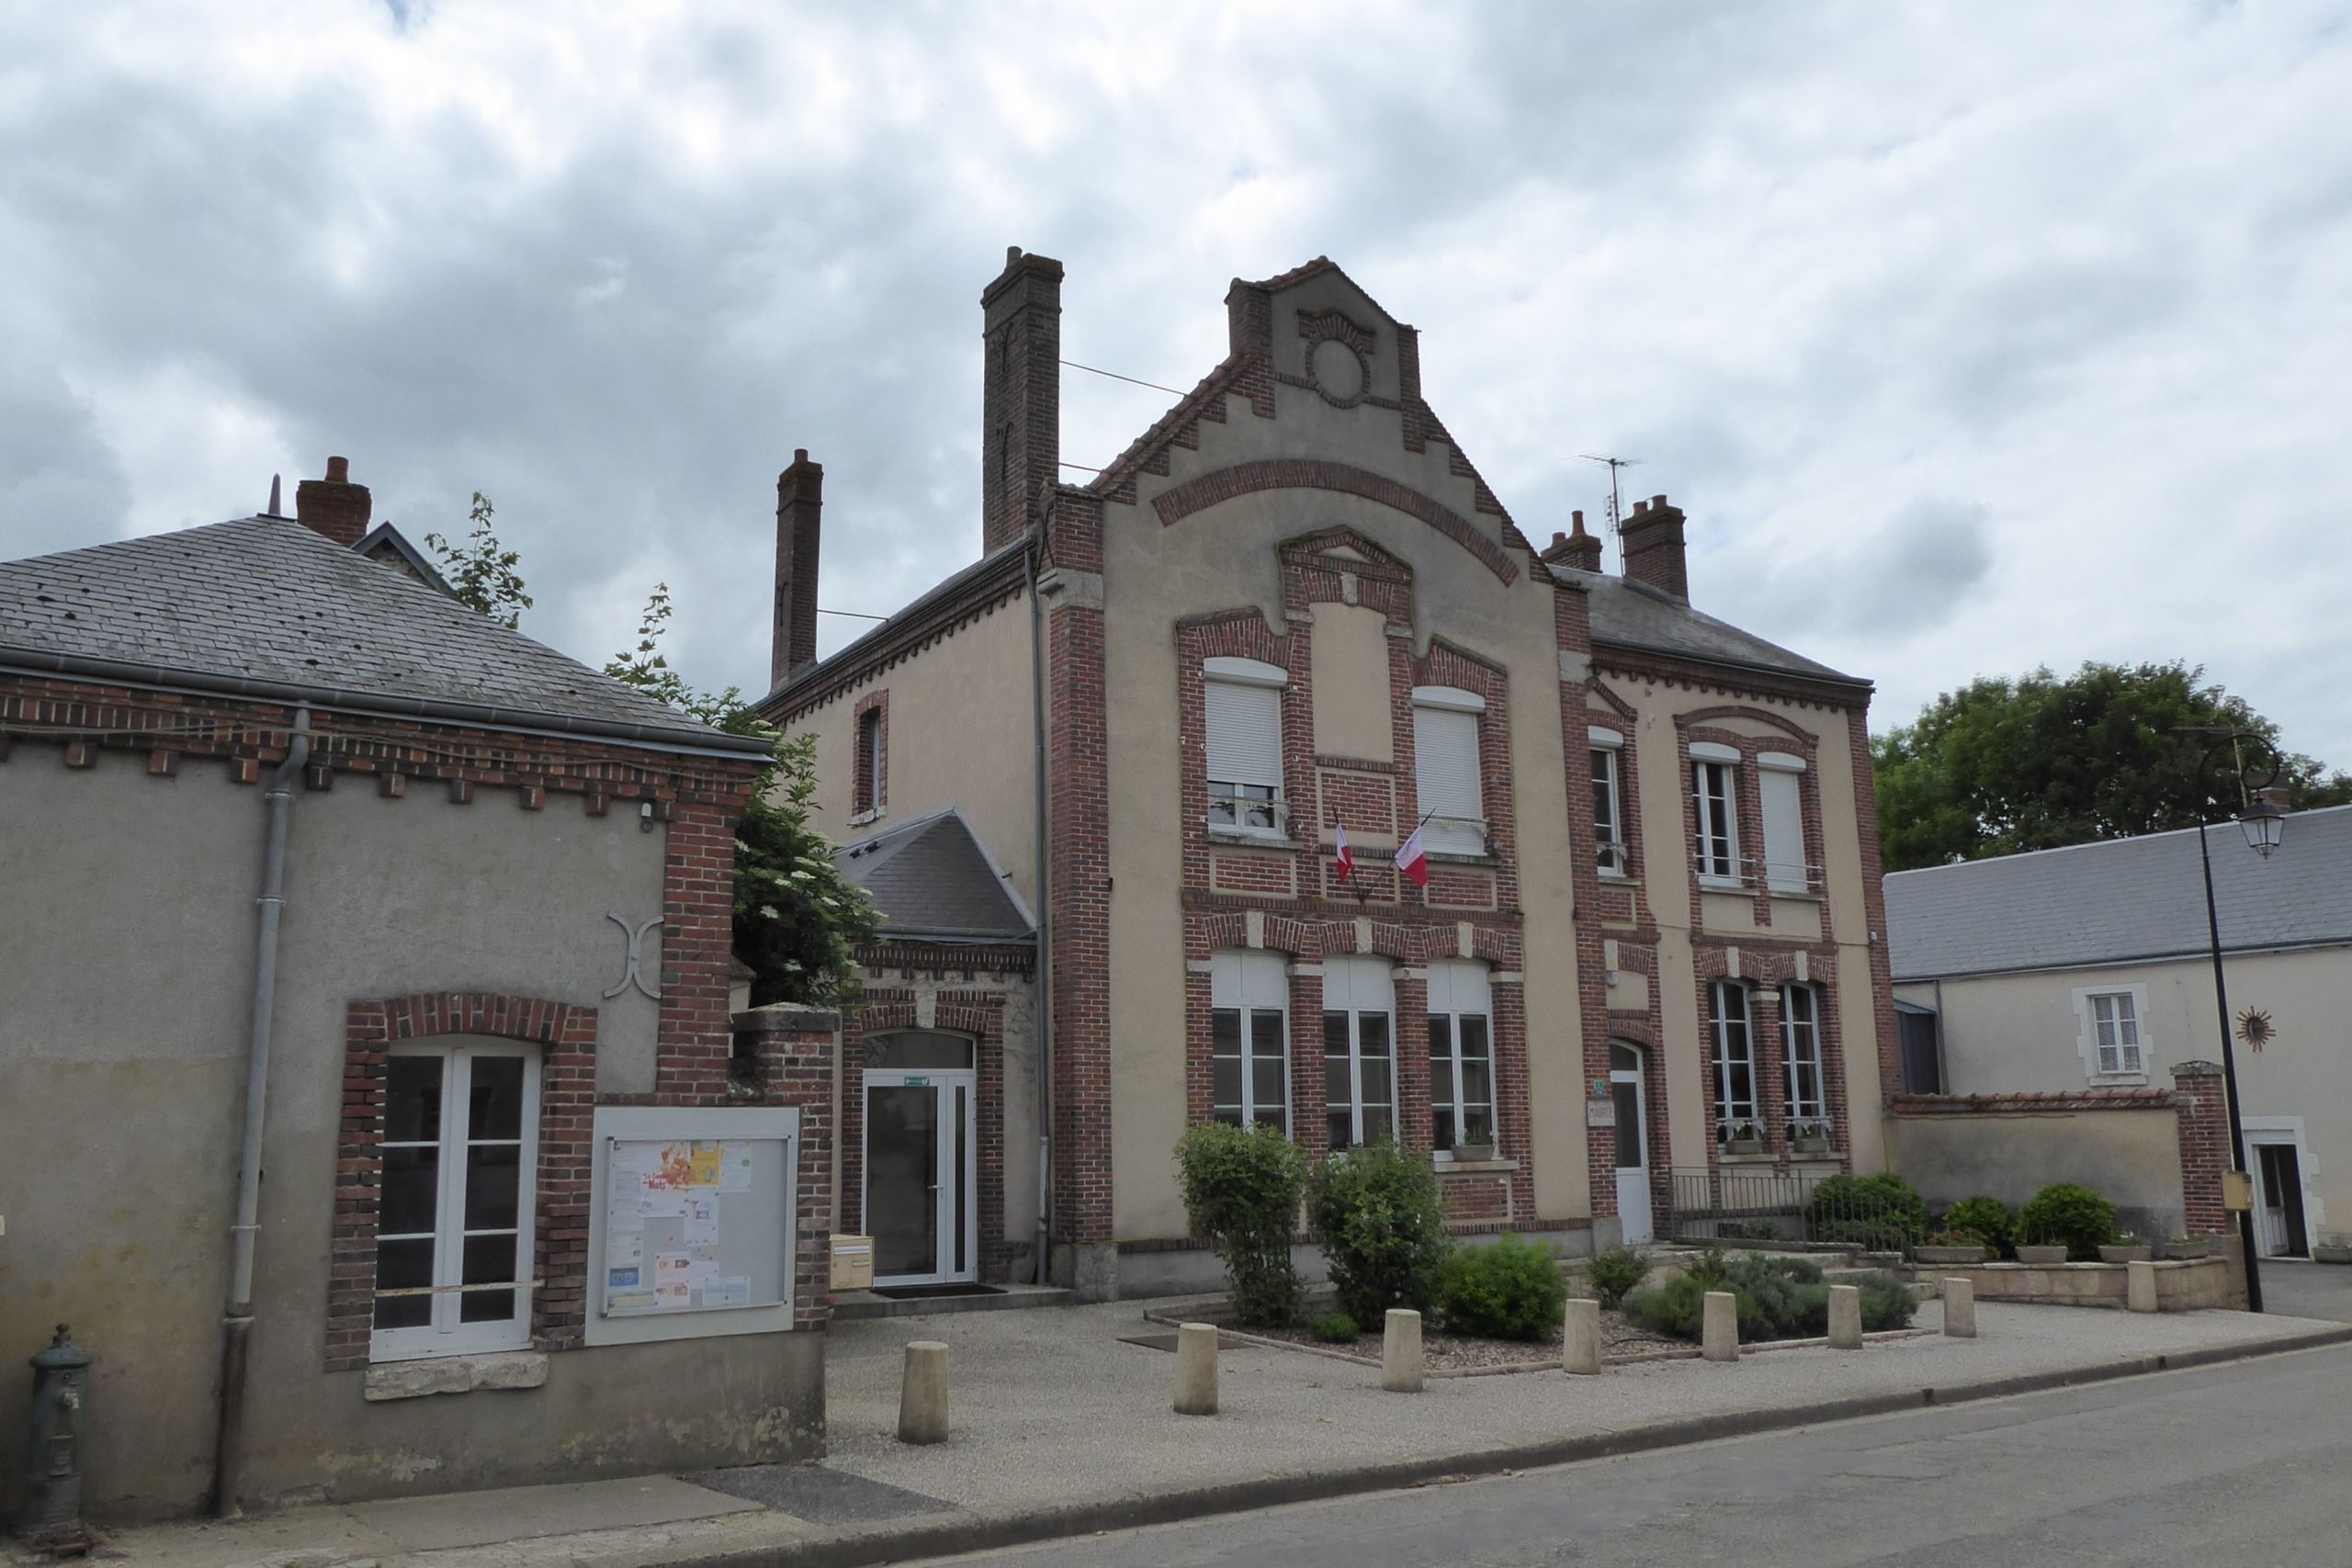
xmin=1438 ymin=1235 xmax=1568 ymax=1341
xmin=1942 ymin=1196 xmax=2016 ymax=1258
xmin=1174 ymin=1122 xmax=1306 ymax=1326
xmin=1306 ymin=1140 xmax=1453 ymax=1328
xmin=1623 ymin=1254 xmax=1915 ymax=1344
xmin=2017 ymin=1183 xmax=2116 ymax=1261
xmin=1309 ymin=1313 xmax=1360 ymax=1344
xmin=1804 ymin=1173 xmax=1927 ymax=1248
xmin=1583 ymin=1246 xmax=1651 ymax=1309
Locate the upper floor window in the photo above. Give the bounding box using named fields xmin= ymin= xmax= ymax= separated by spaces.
xmin=1412 ymin=685 xmax=1487 ymax=856
xmin=1758 ymin=752 xmax=1814 ymax=895
xmin=1690 ymin=743 xmax=1741 ymax=885
xmin=1322 ymin=955 xmax=1396 ymax=1151
xmin=1589 ymin=726 xmax=1627 ymax=876
xmin=1210 ymin=950 xmax=1289 ymax=1130
xmin=1708 ymin=980 xmax=1757 ymax=1145
xmin=1204 ymin=658 xmax=1287 ymax=837
xmin=854 ymin=705 xmax=886 ymax=817
xmin=2086 ymin=989 xmax=2144 ymax=1077
xmin=1781 ymin=984 xmax=1826 ymax=1129
xmin=1427 ymin=960 xmax=1496 ymax=1154
xmin=373 ymin=1042 xmax=540 ymax=1361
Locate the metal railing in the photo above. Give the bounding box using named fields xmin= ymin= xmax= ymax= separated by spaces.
xmin=1664 ymin=1166 xmax=1922 ymax=1249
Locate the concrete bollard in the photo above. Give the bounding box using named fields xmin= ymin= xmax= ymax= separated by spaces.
xmin=1563 ymin=1296 xmax=1603 ymax=1376
xmin=2127 ymin=1258 xmax=2158 ymax=1314
xmin=1702 ymin=1291 xmax=1738 ymax=1362
xmin=1942 ymin=1278 xmax=1976 ymax=1338
xmin=1173 ymin=1322 xmax=1220 ymax=1415
xmin=897 ymin=1341 xmax=950 ymax=1444
xmin=1827 ymin=1284 xmax=1863 ymax=1349
xmin=1382 ymin=1308 xmax=1424 ymax=1393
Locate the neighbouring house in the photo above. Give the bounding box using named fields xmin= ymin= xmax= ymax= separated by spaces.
xmin=1884 ymin=805 xmax=2352 ymax=1259
xmin=760 ymin=250 xmax=1902 ymax=1298
xmin=0 ymin=459 xmax=835 ymax=1524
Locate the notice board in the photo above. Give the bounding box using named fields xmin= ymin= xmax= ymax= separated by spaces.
xmin=584 ymin=1104 xmax=800 ymax=1344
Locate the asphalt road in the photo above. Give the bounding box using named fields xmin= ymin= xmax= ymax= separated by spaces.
xmin=913 ymin=1343 xmax=2352 ymax=1567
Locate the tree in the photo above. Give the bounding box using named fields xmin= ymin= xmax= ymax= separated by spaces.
xmin=605 ymin=585 xmax=878 ymax=1007
xmin=425 ymin=492 xmax=533 ymax=628
xmin=1872 ymin=660 xmax=2352 ymax=871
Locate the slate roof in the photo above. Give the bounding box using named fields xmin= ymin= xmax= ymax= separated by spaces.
xmin=1885 ymin=805 xmax=2352 ymax=980
xmin=837 ymin=807 xmax=1035 ymax=942
xmin=1549 ymin=564 xmax=1865 ymax=687
xmin=0 ymin=514 xmax=766 ymax=753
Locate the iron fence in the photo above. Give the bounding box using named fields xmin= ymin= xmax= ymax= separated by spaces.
xmin=1664 ymin=1166 xmax=1923 ymax=1250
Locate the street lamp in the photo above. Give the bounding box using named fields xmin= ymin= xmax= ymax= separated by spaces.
xmin=2188 ymin=729 xmax=2286 ymax=1314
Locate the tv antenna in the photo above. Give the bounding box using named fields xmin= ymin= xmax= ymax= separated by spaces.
xmin=1577 ymin=455 xmax=1643 ymax=536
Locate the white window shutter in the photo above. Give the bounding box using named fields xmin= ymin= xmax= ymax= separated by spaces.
xmin=1413 ymin=705 xmax=1483 ymax=853
xmin=1205 ymin=681 xmax=1283 ymax=789
xmin=1759 ymin=767 xmax=1806 ymax=893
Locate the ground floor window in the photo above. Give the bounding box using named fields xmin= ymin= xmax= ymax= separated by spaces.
xmin=1322 ymin=955 xmax=1396 ymax=1149
xmin=1427 ymin=960 xmax=1496 ymax=1152
xmin=1709 ymin=981 xmax=1757 ymax=1145
xmin=1211 ymin=950 xmax=1290 ymax=1130
xmin=1781 ymin=983 xmax=1826 ymax=1130
xmin=373 ymin=1041 xmax=540 ymax=1360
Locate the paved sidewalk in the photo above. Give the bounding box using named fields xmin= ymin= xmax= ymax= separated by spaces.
xmin=70 ymin=1297 xmax=2352 ymax=1568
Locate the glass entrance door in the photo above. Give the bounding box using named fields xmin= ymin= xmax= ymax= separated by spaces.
xmin=1611 ymin=1042 xmax=1652 ymax=1246
xmin=864 ymin=1033 xmax=978 ymax=1285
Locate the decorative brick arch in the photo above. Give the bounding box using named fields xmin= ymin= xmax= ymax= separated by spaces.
xmin=1152 ymin=459 xmax=1520 ymax=584
xmin=327 ymin=992 xmax=599 ymax=1371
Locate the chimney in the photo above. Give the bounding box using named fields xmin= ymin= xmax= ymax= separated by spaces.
xmin=1619 ymin=493 xmax=1690 ymax=601
xmin=1541 ymin=510 xmax=1603 ymax=574
xmin=773 ymin=450 xmax=823 ymax=688
xmin=294 ymin=455 xmax=371 ymax=547
xmin=980 ymin=246 xmax=1063 ymax=558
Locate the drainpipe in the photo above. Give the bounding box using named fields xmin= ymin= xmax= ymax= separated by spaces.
xmin=213 ymin=705 xmax=311 ymax=1517
xmin=1026 ymin=535 xmax=1054 ymax=1286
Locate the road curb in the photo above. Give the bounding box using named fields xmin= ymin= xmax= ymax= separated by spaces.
xmin=669 ymin=1323 xmax=2352 ymax=1568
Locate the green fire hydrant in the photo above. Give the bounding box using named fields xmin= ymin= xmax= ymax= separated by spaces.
xmin=23 ymin=1324 xmax=93 ymax=1551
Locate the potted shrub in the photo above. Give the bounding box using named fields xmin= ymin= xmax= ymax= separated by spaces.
xmin=2017 ymin=1182 xmax=2117 ymax=1263
xmin=1944 ymin=1196 xmax=2016 ymax=1260
xmin=2099 ymin=1232 xmax=2153 ymax=1264
xmin=1913 ymin=1229 xmax=1991 ymax=1266
xmin=2163 ymin=1235 xmax=2211 ymax=1260
xmin=1788 ymin=1117 xmax=1834 ymax=1156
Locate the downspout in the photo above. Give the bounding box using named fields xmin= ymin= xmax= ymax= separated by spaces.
xmin=214 ymin=705 xmax=311 ymax=1517
xmin=1026 ymin=535 xmax=1055 ymax=1285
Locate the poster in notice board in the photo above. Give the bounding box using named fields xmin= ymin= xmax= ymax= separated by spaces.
xmin=601 ymin=1136 xmax=789 ymax=1315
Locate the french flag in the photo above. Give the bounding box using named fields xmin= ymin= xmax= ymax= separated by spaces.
xmin=1396 ymin=822 xmax=1430 ymax=888
xmin=1334 ymin=821 xmax=1354 ymax=883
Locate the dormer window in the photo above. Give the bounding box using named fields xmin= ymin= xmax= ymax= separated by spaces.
xmin=1204 ymin=657 xmax=1287 ymax=837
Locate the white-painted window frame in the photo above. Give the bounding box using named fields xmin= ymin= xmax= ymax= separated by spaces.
xmin=371 ymin=1041 xmax=541 ymax=1363
xmin=1321 ymin=955 xmax=1398 ymax=1150
xmin=1427 ymin=960 xmax=1497 ymax=1155
xmin=1709 ymin=980 xmax=1758 ymax=1144
xmin=1204 ymin=657 xmax=1288 ymax=839
xmin=1781 ymin=982 xmax=1826 ymax=1125
xmin=1589 ymin=726 xmax=1627 ymax=877
xmin=1690 ymin=743 xmax=1742 ymax=886
xmin=1412 ymin=685 xmax=1488 ymax=857
xmin=1210 ymin=949 xmax=1291 ymax=1131
xmin=1757 ymin=751 xmax=1812 ymax=895
xmin=2072 ymin=984 xmax=2151 ymax=1083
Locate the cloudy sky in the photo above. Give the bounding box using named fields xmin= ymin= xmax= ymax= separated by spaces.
xmin=5 ymin=1 xmax=2347 ymax=759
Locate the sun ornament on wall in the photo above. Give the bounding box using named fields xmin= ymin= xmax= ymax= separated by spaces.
xmin=2236 ymin=1007 xmax=2275 ymax=1052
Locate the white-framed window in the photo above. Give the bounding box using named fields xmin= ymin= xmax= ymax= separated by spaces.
xmin=1781 ymin=983 xmax=1826 ymax=1129
xmin=1757 ymin=751 xmax=1812 ymax=895
xmin=1322 ymin=956 xmax=1397 ymax=1150
xmin=1427 ymin=960 xmax=1496 ymax=1153
xmin=1690 ymin=743 xmax=1741 ymax=884
xmin=1412 ymin=685 xmax=1487 ymax=856
xmin=1590 ymin=726 xmax=1627 ymax=876
xmin=373 ymin=1041 xmax=540 ymax=1361
xmin=2074 ymin=987 xmax=2149 ymax=1079
xmin=1211 ymin=950 xmax=1290 ymax=1130
xmin=1204 ymin=657 xmax=1286 ymax=836
xmin=1709 ymin=980 xmax=1757 ymax=1145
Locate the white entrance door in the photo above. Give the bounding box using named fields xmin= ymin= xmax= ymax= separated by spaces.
xmin=863 ymin=1032 xmax=979 ymax=1286
xmin=1611 ymin=1042 xmax=1653 ymax=1246
xmin=2249 ymin=1134 xmax=2310 ymax=1258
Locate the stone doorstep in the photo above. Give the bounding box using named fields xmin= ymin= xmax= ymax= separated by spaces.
xmin=832 ymin=1284 xmax=1075 ymax=1321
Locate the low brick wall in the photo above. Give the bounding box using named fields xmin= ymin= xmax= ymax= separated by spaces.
xmin=1917 ymin=1257 xmax=2232 ymax=1311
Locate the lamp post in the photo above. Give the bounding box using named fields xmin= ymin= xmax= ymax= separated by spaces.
xmin=2189 ymin=729 xmax=2286 ymax=1314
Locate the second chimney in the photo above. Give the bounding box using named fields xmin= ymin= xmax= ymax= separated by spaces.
xmin=773 ymin=450 xmax=823 ymax=689
xmin=979 ymin=246 xmax=1063 ymax=558
xmin=1541 ymin=511 xmax=1604 ymax=574
xmin=1619 ymin=494 xmax=1690 ymax=601
xmin=294 ymin=456 xmax=372 ymax=547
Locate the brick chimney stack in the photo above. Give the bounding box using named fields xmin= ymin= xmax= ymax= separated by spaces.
xmin=773 ymin=449 xmax=823 ymax=689
xmin=1541 ymin=510 xmax=1604 ymax=574
xmin=1619 ymin=493 xmax=1690 ymax=601
xmin=294 ymin=456 xmax=371 ymax=547
xmin=980 ymin=246 xmax=1063 ymax=558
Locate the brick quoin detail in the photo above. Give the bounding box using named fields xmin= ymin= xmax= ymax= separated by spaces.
xmin=1152 ymin=460 xmax=1520 ymax=585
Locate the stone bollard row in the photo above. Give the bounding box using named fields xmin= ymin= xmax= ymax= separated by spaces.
xmin=898 ymin=1340 xmax=950 ymax=1444
xmin=1383 ymin=1308 xmax=1424 ymax=1393
xmin=1942 ymin=1277 xmax=1976 ymax=1337
xmin=1827 ymin=1283 xmax=1862 ymax=1349
xmin=1702 ymin=1291 xmax=1738 ymax=1361
xmin=1174 ymin=1321 xmax=1220 ymax=1415
xmin=1563 ymin=1296 xmax=1603 ymax=1376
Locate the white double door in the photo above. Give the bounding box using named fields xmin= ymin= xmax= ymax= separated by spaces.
xmin=864 ymin=1068 xmax=978 ymax=1285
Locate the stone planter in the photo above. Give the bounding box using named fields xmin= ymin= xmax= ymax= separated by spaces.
xmin=1791 ymin=1137 xmax=1833 ymax=1156
xmin=2015 ymin=1245 xmax=2070 ymax=1266
xmin=2099 ymin=1243 xmax=2153 ymax=1264
xmin=1450 ymin=1144 xmax=1498 ymax=1164
xmin=1724 ymin=1137 xmax=1766 ymax=1157
xmin=2162 ymin=1237 xmax=2211 ymax=1260
xmin=1913 ymin=1244 xmax=1990 ymax=1266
